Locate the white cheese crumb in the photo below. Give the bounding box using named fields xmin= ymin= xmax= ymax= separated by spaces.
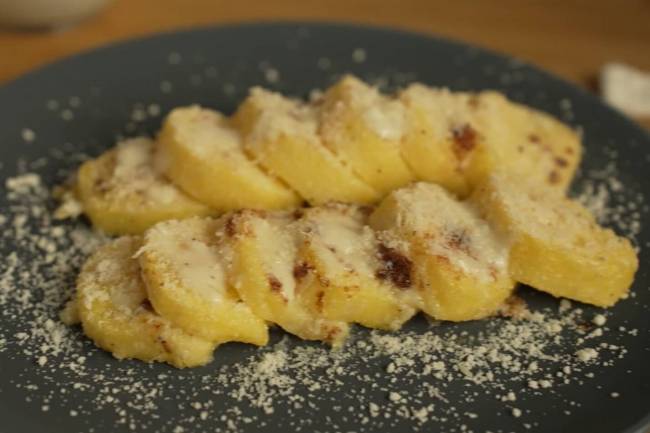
xmin=386 ymin=362 xmax=396 ymax=373
xmin=131 ymin=108 xmax=147 ymax=122
xmin=431 ymin=361 xmax=445 ymax=371
xmin=61 ymin=109 xmax=74 ymax=121
xmin=611 ymin=392 xmax=620 ymax=398
xmin=160 ymin=81 xmax=173 ymax=93
xmin=592 ymin=314 xmax=607 ymax=326
xmin=317 ymin=57 xmax=331 ymax=70
xmin=264 ymin=68 xmax=280 ymax=84
xmin=70 ymin=410 xmax=78 ymax=417
xmin=547 ymin=322 xmax=563 ymax=333
xmin=388 ymin=392 xmax=402 ymax=402
xmin=46 ymin=99 xmax=59 ymax=110
xmin=559 ymin=98 xmax=572 ymax=111
xmin=147 ymin=104 xmax=161 ymax=117
xmin=168 ymin=52 xmax=182 ymax=65
xmin=21 ymin=128 xmax=36 ymax=143
xmin=559 ymin=299 xmax=572 ymax=313
xmin=576 ymin=348 xmax=599 ymax=362
xmin=589 ymin=328 xmax=603 ymax=338
xmin=6 ymin=173 xmax=41 ymax=191
xmin=511 ymin=408 xmax=522 ymax=418
xmin=69 ymin=96 xmax=81 ymax=107
xmin=352 ymin=48 xmax=367 ymax=63
xmin=37 ymin=356 xmax=47 ymax=366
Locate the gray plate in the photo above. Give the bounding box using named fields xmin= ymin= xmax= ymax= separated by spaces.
xmin=0 ymin=23 xmax=648 ymax=433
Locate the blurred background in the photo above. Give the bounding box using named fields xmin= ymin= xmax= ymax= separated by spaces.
xmin=0 ymin=0 xmax=648 ymax=128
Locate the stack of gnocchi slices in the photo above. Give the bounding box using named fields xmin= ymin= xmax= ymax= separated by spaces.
xmin=61 ymin=76 xmax=638 ymax=368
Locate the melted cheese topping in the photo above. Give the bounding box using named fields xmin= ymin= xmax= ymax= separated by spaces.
xmin=329 ymin=76 xmax=406 ymax=141
xmin=171 ymin=106 xmax=243 ymax=159
xmin=143 ymin=218 xmax=227 ymax=303
xmin=251 ymin=214 xmax=298 ymax=302
xmin=387 ymin=183 xmax=509 ymax=281
xmin=114 ymin=139 xmax=151 ymax=178
xmin=105 ymin=137 xmax=183 ymax=205
xmin=79 ymin=236 xmax=144 ymax=314
xmin=362 ymin=100 xmax=405 ymax=141
xmin=243 ymin=87 xmax=320 ymax=146
xmin=401 ymin=84 xmax=477 ymax=142
xmin=300 ymin=206 xmax=375 ymax=278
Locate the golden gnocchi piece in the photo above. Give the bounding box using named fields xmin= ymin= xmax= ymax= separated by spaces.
xmin=399 ymin=85 xmax=481 ymax=196
xmin=471 ymin=173 xmax=637 ymax=307
xmin=76 ymin=137 xmax=212 ymax=235
xmin=399 ymin=85 xmax=582 ymax=197
xmin=467 ymin=94 xmax=582 ymax=192
xmin=318 ymin=75 xmax=415 ymax=194
xmin=294 ymin=203 xmax=418 ymax=331
xmin=370 ymin=183 xmax=516 ymax=321
xmin=223 ymin=209 xmax=349 ymax=346
xmin=156 ymin=106 xmax=301 ymax=211
xmin=76 ymin=236 xmax=217 ymax=368
xmin=233 ymin=87 xmax=380 ymax=205
xmin=138 ymin=217 xmax=268 ymax=346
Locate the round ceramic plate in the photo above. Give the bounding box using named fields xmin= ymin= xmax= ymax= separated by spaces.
xmin=0 ymin=23 xmax=648 ymax=433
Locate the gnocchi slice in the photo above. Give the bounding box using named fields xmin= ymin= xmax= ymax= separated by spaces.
xmin=399 ymin=84 xmax=481 ymax=196
xmin=76 ymin=137 xmax=212 ymax=235
xmin=295 ymin=203 xmax=418 ymax=331
xmin=468 ymin=94 xmax=582 ymax=192
xmin=138 ymin=217 xmax=268 ymax=346
xmin=223 ymin=209 xmax=349 ymax=346
xmin=233 ymin=87 xmax=380 ymax=205
xmin=318 ymin=75 xmax=415 ymax=194
xmin=471 ymin=174 xmax=637 ymax=307
xmin=399 ymin=85 xmax=582 ymax=197
xmin=156 ymin=106 xmax=300 ymax=211
xmin=370 ymin=183 xmax=515 ymax=321
xmin=76 ymin=236 xmax=216 ymax=368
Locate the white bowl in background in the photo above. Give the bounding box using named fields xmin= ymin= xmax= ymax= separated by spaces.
xmin=0 ymin=0 xmax=111 ymax=29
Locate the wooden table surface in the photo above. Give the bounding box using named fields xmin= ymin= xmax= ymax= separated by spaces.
xmin=1 ymin=0 xmax=649 ymax=128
